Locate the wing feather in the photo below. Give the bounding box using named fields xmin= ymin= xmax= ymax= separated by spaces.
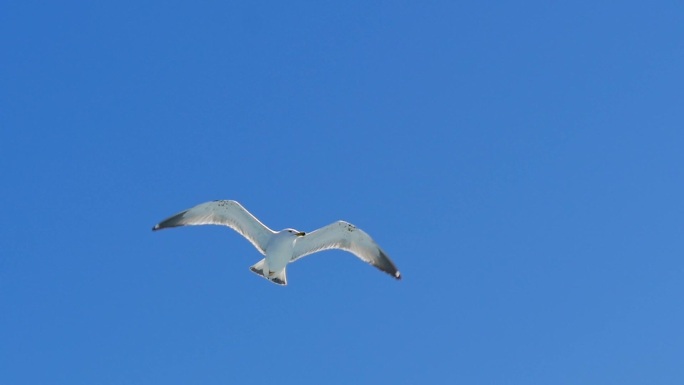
xmin=152 ymin=200 xmax=274 ymax=254
xmin=292 ymin=221 xmax=401 ymax=279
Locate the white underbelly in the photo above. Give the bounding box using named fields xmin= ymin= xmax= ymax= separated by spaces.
xmin=265 ymin=239 xmax=294 ymax=272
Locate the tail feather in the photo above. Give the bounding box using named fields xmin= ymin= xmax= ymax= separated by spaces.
xmin=249 ymin=259 xmax=267 ymax=276
xmin=249 ymin=259 xmax=287 ymax=286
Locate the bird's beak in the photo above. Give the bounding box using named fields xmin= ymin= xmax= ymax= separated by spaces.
xmin=296 ymin=232 xmax=306 ymax=236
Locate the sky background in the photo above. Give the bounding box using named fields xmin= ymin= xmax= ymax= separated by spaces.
xmin=2 ymin=1 xmax=683 ymax=384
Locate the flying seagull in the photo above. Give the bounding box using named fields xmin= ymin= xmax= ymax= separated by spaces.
xmin=152 ymin=200 xmax=401 ymax=286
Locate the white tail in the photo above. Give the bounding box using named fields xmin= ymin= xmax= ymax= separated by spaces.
xmin=249 ymin=259 xmax=287 ymax=286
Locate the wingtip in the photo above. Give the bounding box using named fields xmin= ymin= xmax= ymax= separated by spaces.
xmin=152 ymin=224 xmax=160 ymax=231
xmin=395 ymin=271 xmax=402 ymax=280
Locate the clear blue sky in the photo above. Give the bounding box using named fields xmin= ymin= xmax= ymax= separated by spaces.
xmin=2 ymin=1 xmax=683 ymax=384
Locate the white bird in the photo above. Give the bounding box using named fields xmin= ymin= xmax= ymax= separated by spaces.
xmin=152 ymin=200 xmax=401 ymax=286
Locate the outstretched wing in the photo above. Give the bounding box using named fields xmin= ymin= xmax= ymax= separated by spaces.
xmin=152 ymin=200 xmax=274 ymax=254
xmin=292 ymin=221 xmax=401 ymax=279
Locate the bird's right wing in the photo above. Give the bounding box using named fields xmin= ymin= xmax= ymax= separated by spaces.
xmin=152 ymin=200 xmax=274 ymax=255
xmin=292 ymin=221 xmax=401 ymax=279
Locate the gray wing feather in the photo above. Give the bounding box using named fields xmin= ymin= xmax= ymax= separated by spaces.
xmin=152 ymin=200 xmax=274 ymax=254
xmin=292 ymin=221 xmax=401 ymax=279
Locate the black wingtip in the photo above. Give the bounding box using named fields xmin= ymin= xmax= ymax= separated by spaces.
xmin=152 ymin=211 xmax=188 ymax=231
xmin=375 ymin=249 xmax=401 ymax=280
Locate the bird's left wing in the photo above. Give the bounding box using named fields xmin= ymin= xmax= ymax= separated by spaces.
xmin=292 ymin=221 xmax=401 ymax=279
xmin=152 ymin=200 xmax=274 ymax=254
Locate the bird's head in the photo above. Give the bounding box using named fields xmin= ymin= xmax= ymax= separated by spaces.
xmin=284 ymin=228 xmax=306 ymax=237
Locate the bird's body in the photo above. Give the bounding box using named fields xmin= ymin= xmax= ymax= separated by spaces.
xmin=152 ymin=200 xmax=401 ymax=286
xmin=263 ymin=230 xmax=298 ymax=273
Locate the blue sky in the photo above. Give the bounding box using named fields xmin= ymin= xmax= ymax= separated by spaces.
xmin=2 ymin=1 xmax=683 ymax=384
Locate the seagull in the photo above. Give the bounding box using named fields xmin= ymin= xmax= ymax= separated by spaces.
xmin=152 ymin=200 xmax=401 ymax=286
